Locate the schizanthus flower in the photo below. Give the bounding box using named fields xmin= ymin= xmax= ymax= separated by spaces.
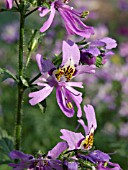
xmin=60 ymin=105 xmax=121 ymax=170
xmin=80 ymin=37 xmax=117 ymax=66
xmin=29 ymin=40 xmax=95 ymax=118
xmin=39 ymin=0 xmax=94 ymax=38
xmin=60 ymin=105 xmax=97 ymax=150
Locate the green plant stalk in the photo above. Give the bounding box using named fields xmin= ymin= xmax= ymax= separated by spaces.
xmin=15 ymin=4 xmax=25 ymax=151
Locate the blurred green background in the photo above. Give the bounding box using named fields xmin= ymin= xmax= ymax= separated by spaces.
xmin=0 ymin=0 xmax=128 ymax=169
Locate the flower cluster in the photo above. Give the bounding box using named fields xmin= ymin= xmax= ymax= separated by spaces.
xmin=9 ymin=105 xmax=121 ymax=170
xmin=6 ymin=0 xmax=121 ymax=169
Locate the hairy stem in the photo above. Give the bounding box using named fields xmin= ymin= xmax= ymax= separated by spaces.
xmin=15 ymin=3 xmax=25 ymax=151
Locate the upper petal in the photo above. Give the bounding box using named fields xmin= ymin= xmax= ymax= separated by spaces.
xmin=84 ymin=105 xmax=97 ymax=133
xmin=60 ymin=129 xmax=84 ymax=150
xmin=78 ymin=119 xmax=88 ymax=136
xmin=61 ymin=40 xmax=80 ymax=66
xmin=36 ymin=54 xmax=55 ymax=73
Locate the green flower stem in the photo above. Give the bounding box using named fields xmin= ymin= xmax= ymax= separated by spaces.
xmin=25 ymin=7 xmax=38 ymax=18
xmin=15 ymin=3 xmax=25 ymax=151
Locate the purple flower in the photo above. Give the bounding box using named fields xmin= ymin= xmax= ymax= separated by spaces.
xmin=80 ymin=37 xmax=117 ymax=65
xmin=60 ymin=104 xmax=97 ymax=150
xmin=5 ymin=0 xmax=13 ymax=9
xmin=9 ymin=142 xmax=68 ymax=170
xmin=29 ymin=41 xmax=95 ymax=118
xmin=39 ymin=0 xmax=94 ymax=38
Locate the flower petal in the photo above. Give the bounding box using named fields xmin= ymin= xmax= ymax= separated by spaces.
xmin=48 ymin=142 xmax=68 ymax=159
xmin=29 ymin=85 xmax=54 ymax=105
xmin=38 ymin=7 xmax=51 ymax=17
xmin=100 ymin=37 xmax=117 ymax=50
xmin=9 ymin=150 xmax=33 ymax=161
xmin=40 ymin=4 xmax=56 ymax=32
xmin=78 ymin=119 xmax=88 ymax=135
xmin=65 ymin=161 xmax=78 ymax=170
xmin=36 ymin=54 xmax=55 ymax=73
xmin=60 ymin=129 xmax=84 ymax=150
xmin=56 ymin=86 xmax=74 ymax=117
xmin=61 ymin=40 xmax=80 ymax=66
xmin=65 ymin=85 xmax=83 ymax=118
xmin=76 ymin=64 xmax=96 ymax=75
xmin=84 ymin=105 xmax=97 ymax=133
xmin=66 ymin=82 xmax=83 ymax=88
xmin=6 ymin=0 xmax=13 ymax=9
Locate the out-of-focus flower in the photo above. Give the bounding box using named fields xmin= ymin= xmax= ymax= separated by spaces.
xmin=5 ymin=0 xmax=13 ymax=9
xmin=91 ymin=24 xmax=109 ymax=40
xmin=9 ymin=142 xmax=68 ymax=170
xmin=1 ymin=22 xmax=19 ymax=43
xmin=118 ymin=0 xmax=128 ymax=11
xmin=60 ymin=104 xmax=97 ymax=150
xmin=80 ymin=37 xmax=117 ymax=66
xmin=119 ymin=42 xmax=128 ymax=58
xmin=39 ymin=0 xmax=94 ymax=38
xmin=119 ymin=123 xmax=128 ymax=137
xmin=29 ymin=40 xmax=95 ymax=118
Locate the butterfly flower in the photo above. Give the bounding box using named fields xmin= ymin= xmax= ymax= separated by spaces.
xmin=29 ymin=40 xmax=95 ymax=118
xmin=39 ymin=0 xmax=94 ymax=38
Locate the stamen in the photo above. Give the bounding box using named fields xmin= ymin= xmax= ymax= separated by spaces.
xmin=81 ymin=11 xmax=89 ymax=18
xmin=66 ymin=102 xmax=73 ymax=109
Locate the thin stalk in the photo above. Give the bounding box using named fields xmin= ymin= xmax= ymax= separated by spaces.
xmin=25 ymin=7 xmax=38 ymax=18
xmin=15 ymin=4 xmax=25 ymax=151
xmin=29 ymin=73 xmax=42 ymax=84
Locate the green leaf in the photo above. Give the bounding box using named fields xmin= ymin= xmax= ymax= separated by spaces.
xmin=96 ymin=56 xmax=103 ymax=68
xmin=0 ymin=137 xmax=14 ymax=155
xmin=0 ymin=128 xmax=14 ymax=162
xmin=28 ymin=30 xmax=44 ymax=52
xmin=0 ymin=68 xmax=17 ymax=82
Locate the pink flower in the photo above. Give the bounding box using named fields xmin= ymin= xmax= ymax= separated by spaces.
xmin=39 ymin=0 xmax=94 ymax=38
xmin=29 ymin=41 xmax=95 ymax=118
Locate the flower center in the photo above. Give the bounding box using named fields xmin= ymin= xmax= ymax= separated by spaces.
xmin=54 ymin=65 xmax=75 ymax=81
xmin=80 ymin=132 xmax=94 ymax=150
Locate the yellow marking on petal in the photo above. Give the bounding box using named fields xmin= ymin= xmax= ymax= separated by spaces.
xmin=62 ymin=65 xmax=75 ymax=81
xmin=66 ymin=102 xmax=73 ymax=109
xmin=44 ymin=160 xmax=48 ymax=166
xmin=80 ymin=132 xmax=94 ymax=150
xmin=54 ymin=68 xmax=64 ymax=81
